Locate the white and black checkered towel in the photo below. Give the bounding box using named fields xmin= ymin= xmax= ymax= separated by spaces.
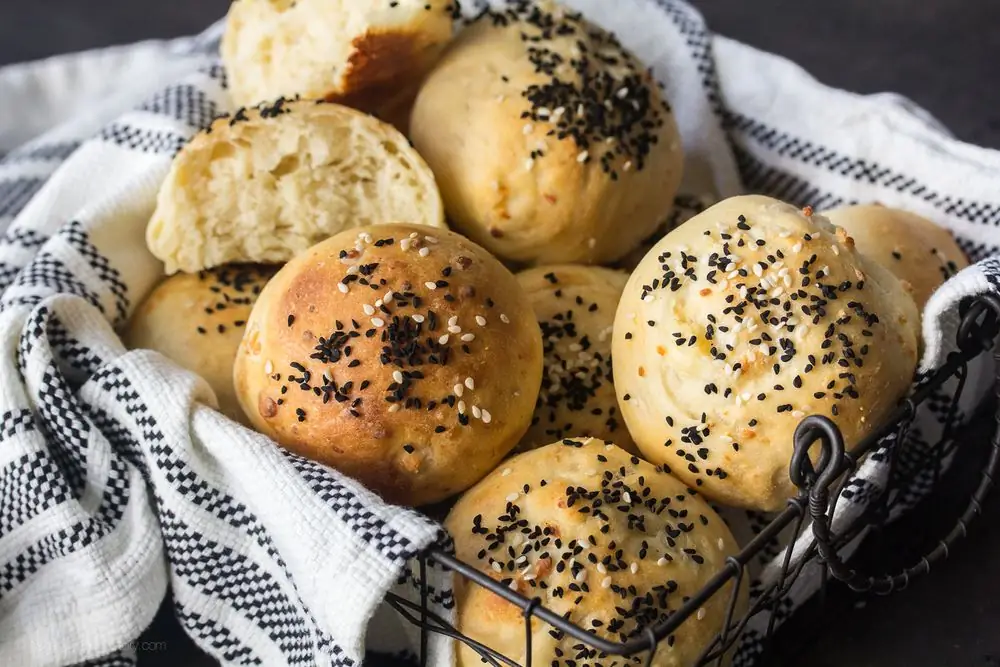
xmin=1 ymin=1 xmax=998 ymax=666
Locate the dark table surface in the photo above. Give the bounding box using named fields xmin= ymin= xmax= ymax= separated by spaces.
xmin=2 ymin=2 xmax=999 ymax=666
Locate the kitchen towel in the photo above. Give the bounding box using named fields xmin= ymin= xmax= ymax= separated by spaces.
xmin=1 ymin=1 xmax=998 ymax=666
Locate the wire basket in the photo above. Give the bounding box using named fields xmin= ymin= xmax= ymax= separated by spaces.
xmin=386 ymin=294 xmax=1000 ymax=667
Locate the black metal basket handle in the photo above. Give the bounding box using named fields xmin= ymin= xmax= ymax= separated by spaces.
xmin=794 ymin=295 xmax=1000 ymax=594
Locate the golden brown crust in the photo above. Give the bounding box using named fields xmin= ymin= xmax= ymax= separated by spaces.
xmin=613 ymin=196 xmax=920 ymax=511
xmin=515 ymin=265 xmax=637 ymax=453
xmin=410 ymin=1 xmax=683 ymax=266
xmin=124 ymin=265 xmax=276 ymax=425
xmin=221 ymin=0 xmax=455 ymax=115
xmin=234 ymin=223 xmax=543 ymax=506
xmin=822 ymin=204 xmax=969 ymax=311
xmin=446 ymin=438 xmax=746 ymax=667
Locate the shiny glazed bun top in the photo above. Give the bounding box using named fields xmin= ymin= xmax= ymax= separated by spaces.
xmin=234 ymin=223 xmax=543 ymax=506
xmin=446 ymin=438 xmax=746 ymax=667
xmin=613 ymin=196 xmax=920 ymax=511
xmin=410 ymin=0 xmax=684 ymax=266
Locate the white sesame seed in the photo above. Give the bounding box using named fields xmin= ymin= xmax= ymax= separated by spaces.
xmin=372 ymin=317 xmax=386 ymax=327
xmin=476 ymin=315 xmax=487 ymax=327
xmin=501 ymin=467 xmax=512 ymax=477
xmin=454 ymin=383 xmax=464 ymax=397
xmin=458 ymin=401 xmax=467 ymax=415
xmin=522 ymin=573 xmax=535 ymax=582
xmin=392 ymin=370 xmax=404 ymax=384
xmin=472 ymin=405 xmax=482 ymax=419
xmin=425 ymin=281 xmax=437 ymax=290
xmin=523 ymin=123 xmax=534 ymax=135
xmin=438 ymin=334 xmax=450 ymax=345
xmin=465 ymin=377 xmax=475 ymax=391
xmin=388 ymin=404 xmax=401 ymax=413
xmin=508 ymin=579 xmax=518 ymax=591
xmin=419 ymin=247 xmax=430 ymax=257
xmin=461 ymin=333 xmax=476 ymax=342
xmin=718 ymin=538 xmax=726 ymax=551
xmin=657 ymin=557 xmax=669 ymax=567
xmin=753 ymin=264 xmax=763 ymax=277
xmin=525 ymin=158 xmax=535 ymax=171
xmin=400 ymin=238 xmax=412 ymax=251
xmin=481 ymin=409 xmax=492 ymax=424
xmin=492 ymin=561 xmax=503 ymax=573
xmin=338 ymin=283 xmax=349 ymax=294
xmin=500 ymin=314 xmax=510 ymax=324
xmin=623 ymin=491 xmax=632 ymax=504
xmin=515 ymin=555 xmax=527 ymax=564
xmin=792 ymin=242 xmax=803 ymax=253
xmin=597 ymin=563 xmax=607 ymax=574
xmin=496 ymin=94 xmax=506 ymax=103
xmin=793 ymin=410 xmax=805 ymax=418
xmin=831 ymin=244 xmax=840 ymax=256
xmin=264 ymin=360 xmax=273 ymax=374
xmin=410 ymin=232 xmax=419 ymax=239
xmin=537 ymin=107 xmax=551 ymax=118
xmin=623 ymin=160 xmax=633 ymax=172
xmin=424 ymin=236 xmax=439 ymax=244
xmin=363 ymin=304 xmax=375 ymax=316
xmin=577 ymin=104 xmax=585 ymax=116
xmin=601 ymin=576 xmax=612 ymax=589
xmin=575 ymin=569 xmax=587 ymax=582
xmin=617 ymin=87 xmax=629 ymax=99
xmin=506 ymin=492 xmax=519 ymax=503
xmin=411 ymin=314 xmax=425 ymax=323
xmin=630 ymin=562 xmax=639 ymax=574
xmin=697 ymin=608 xmax=706 ymax=621
xmin=577 ymin=150 xmax=589 ymax=163
xmin=553 ymin=106 xmax=566 ymax=117
xmin=448 ymin=325 xmax=462 ymax=334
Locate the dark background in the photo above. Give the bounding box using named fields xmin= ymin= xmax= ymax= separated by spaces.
xmin=2 ymin=1 xmax=999 ymax=666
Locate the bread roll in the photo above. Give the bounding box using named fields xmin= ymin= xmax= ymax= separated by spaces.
xmin=234 ymin=223 xmax=543 ymax=506
xmin=147 ymin=99 xmax=445 ymax=275
xmin=221 ymin=0 xmax=456 ymax=115
xmin=410 ymin=0 xmax=684 ymax=266
xmin=613 ymin=195 xmax=920 ymax=511
xmin=823 ymin=204 xmax=969 ymax=311
xmin=516 ymin=265 xmax=636 ymax=453
xmin=446 ymin=438 xmax=746 ymax=667
xmin=124 ymin=265 xmax=275 ymax=425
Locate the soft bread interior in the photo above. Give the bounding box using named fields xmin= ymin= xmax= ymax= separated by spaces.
xmin=148 ymin=104 xmax=444 ymax=273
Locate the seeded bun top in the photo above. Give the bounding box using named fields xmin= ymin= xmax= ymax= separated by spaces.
xmin=234 ymin=223 xmax=543 ymax=506
xmin=613 ymin=195 xmax=920 ymax=511
xmin=515 ymin=265 xmax=636 ymax=453
xmin=410 ymin=0 xmax=684 ymax=266
xmin=446 ymin=438 xmax=746 ymax=667
xmin=125 ymin=265 xmax=275 ymax=425
xmin=823 ymin=204 xmax=969 ymax=312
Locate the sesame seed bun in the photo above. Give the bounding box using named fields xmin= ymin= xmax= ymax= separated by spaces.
xmin=124 ymin=265 xmax=276 ymax=425
xmin=823 ymin=204 xmax=969 ymax=312
xmin=234 ymin=223 xmax=543 ymax=506
xmin=613 ymin=195 xmax=920 ymax=511
xmin=515 ymin=265 xmax=637 ymax=453
xmin=146 ymin=100 xmax=445 ymax=275
xmin=221 ymin=0 xmax=456 ymax=122
xmin=446 ymin=438 xmax=747 ymax=667
xmin=410 ymin=0 xmax=684 ymax=266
